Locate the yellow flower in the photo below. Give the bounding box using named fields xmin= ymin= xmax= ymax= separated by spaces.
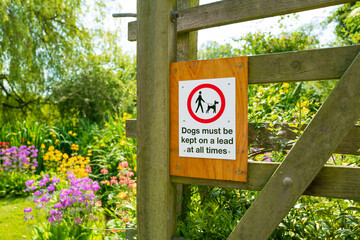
xmin=100 ymin=143 xmax=105 ymax=147
xmin=63 ymin=153 xmax=69 ymax=159
xmin=133 ymin=154 xmax=137 ymax=160
xmin=27 ymin=141 xmax=31 ymax=145
xmin=120 ymin=140 xmax=126 ymax=146
xmin=48 ymin=146 xmax=55 ymax=151
xmin=68 ymin=131 xmax=73 ymax=134
xmin=282 ymin=82 xmax=290 ymax=89
xmin=41 ymin=144 xmax=46 ymax=149
xmin=118 ymin=192 xmax=127 ymax=199
xmin=55 ymin=139 xmax=60 ymax=144
xmin=72 ymin=133 xmax=77 ymax=137
xmin=105 ymin=123 xmax=109 ymax=126
xmin=93 ymin=136 xmax=98 ymax=140
xmin=12 ymin=132 xmax=17 ymax=135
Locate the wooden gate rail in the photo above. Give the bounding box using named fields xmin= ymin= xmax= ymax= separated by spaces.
xmin=171 ymin=163 xmax=360 ymax=201
xmin=126 ymin=119 xmax=360 ymax=155
xmin=128 ymin=0 xmax=358 ymax=41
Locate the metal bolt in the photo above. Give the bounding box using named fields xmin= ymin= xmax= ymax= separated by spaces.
xmin=170 ymin=10 xmax=180 ymax=22
xmin=282 ymin=177 xmax=294 ymax=188
xmin=237 ymin=170 xmax=241 ymax=174
xmin=176 ymin=165 xmax=179 ymax=169
xmin=239 ymin=63 xmax=242 ymax=68
xmin=174 ymin=69 xmax=177 ymax=73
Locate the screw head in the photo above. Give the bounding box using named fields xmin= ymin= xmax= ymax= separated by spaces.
xmin=283 ymin=177 xmax=294 ymax=188
xmin=237 ymin=170 xmax=242 ymax=174
xmin=239 ymin=63 xmax=242 ymax=68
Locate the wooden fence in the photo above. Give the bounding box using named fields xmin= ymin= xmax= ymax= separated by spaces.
xmin=128 ymin=0 xmax=360 ymax=239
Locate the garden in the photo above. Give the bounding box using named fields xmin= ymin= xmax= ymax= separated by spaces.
xmin=1 ymin=0 xmax=360 ymax=239
xmin=0 ymin=114 xmax=137 ymax=239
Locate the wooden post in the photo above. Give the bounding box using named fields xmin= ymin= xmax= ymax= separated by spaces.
xmin=136 ymin=0 xmax=177 ymax=239
xmin=228 ymin=53 xmax=360 ymax=239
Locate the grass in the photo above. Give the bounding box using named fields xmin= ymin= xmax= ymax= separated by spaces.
xmin=0 ymin=197 xmax=44 ymax=240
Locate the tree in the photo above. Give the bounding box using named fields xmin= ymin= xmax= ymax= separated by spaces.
xmin=0 ymin=0 xmax=89 ymax=121
xmin=327 ymin=2 xmax=360 ymax=45
xmin=0 ymin=0 xmax=136 ymax=123
xmin=50 ymin=32 xmax=137 ymax=123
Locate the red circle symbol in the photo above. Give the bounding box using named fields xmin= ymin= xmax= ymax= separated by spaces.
xmin=187 ymin=84 xmax=225 ymax=123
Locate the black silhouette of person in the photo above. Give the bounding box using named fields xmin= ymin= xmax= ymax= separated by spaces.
xmin=195 ymin=91 xmax=205 ymax=113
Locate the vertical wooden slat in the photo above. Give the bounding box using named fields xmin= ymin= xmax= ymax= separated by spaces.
xmin=175 ymin=0 xmax=199 ymax=223
xmin=228 ymin=53 xmax=360 ymax=240
xmin=136 ymin=0 xmax=177 ymax=239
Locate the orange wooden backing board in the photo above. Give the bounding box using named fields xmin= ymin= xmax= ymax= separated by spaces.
xmin=170 ymin=57 xmax=248 ymax=182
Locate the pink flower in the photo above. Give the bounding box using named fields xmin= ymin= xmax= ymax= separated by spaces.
xmin=85 ymin=166 xmax=92 ymax=173
xmin=110 ymin=177 xmax=118 ymax=185
xmin=119 ymin=161 xmax=128 ymax=168
xmin=100 ymin=168 xmax=108 ymax=174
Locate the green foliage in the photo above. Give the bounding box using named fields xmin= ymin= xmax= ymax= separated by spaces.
xmin=50 ymin=34 xmax=137 ymax=123
xmin=271 ymin=197 xmax=360 ymax=239
xmin=199 ymin=29 xmax=319 ymax=59
xmin=0 ymin=171 xmax=32 ymax=198
xmin=178 ymin=187 xmax=256 ymax=240
xmin=327 ymin=2 xmax=360 ymax=45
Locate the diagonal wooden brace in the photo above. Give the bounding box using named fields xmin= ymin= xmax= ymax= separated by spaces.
xmin=228 ymin=52 xmax=360 ymax=240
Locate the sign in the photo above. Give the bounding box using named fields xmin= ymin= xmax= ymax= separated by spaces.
xmin=179 ymin=78 xmax=236 ymax=160
xmin=170 ymin=57 xmax=248 ymax=182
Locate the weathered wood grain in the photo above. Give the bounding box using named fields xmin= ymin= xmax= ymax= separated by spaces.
xmin=249 ymin=45 xmax=360 ymax=84
xmin=127 ymin=119 xmax=360 ymax=155
xmin=136 ymin=0 xmax=177 ymax=239
xmin=175 ymin=0 xmax=200 ymax=230
xmin=128 ymin=0 xmax=357 ymax=41
xmin=228 ymin=53 xmax=360 ymax=240
xmin=171 ymin=162 xmax=360 ymax=201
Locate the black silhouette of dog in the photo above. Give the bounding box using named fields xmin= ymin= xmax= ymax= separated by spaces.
xmin=206 ymin=100 xmax=219 ymax=113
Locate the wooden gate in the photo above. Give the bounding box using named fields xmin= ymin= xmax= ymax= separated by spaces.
xmin=125 ymin=0 xmax=360 ymax=239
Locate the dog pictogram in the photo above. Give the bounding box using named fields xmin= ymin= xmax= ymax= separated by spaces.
xmin=206 ymin=100 xmax=219 ymax=113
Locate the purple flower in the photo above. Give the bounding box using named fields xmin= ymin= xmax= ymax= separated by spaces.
xmin=52 ymin=177 xmax=60 ymax=184
xmin=42 ymin=174 xmax=50 ymax=178
xmin=25 ymin=180 xmax=35 ymax=186
xmin=67 ymin=174 xmax=76 ymax=180
xmin=54 ymin=203 xmax=63 ymax=209
xmin=34 ymin=190 xmax=42 ymax=196
xmin=24 ymin=207 xmax=32 ymax=213
xmin=47 ymin=184 xmax=55 ymax=191
xmin=39 ymin=180 xmax=47 ymax=187
xmin=90 ymin=181 xmax=100 ymax=191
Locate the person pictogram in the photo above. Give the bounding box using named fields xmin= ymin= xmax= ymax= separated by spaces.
xmin=195 ymin=91 xmax=205 ymax=113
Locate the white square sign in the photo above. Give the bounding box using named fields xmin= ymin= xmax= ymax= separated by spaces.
xmin=179 ymin=77 xmax=236 ymax=160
